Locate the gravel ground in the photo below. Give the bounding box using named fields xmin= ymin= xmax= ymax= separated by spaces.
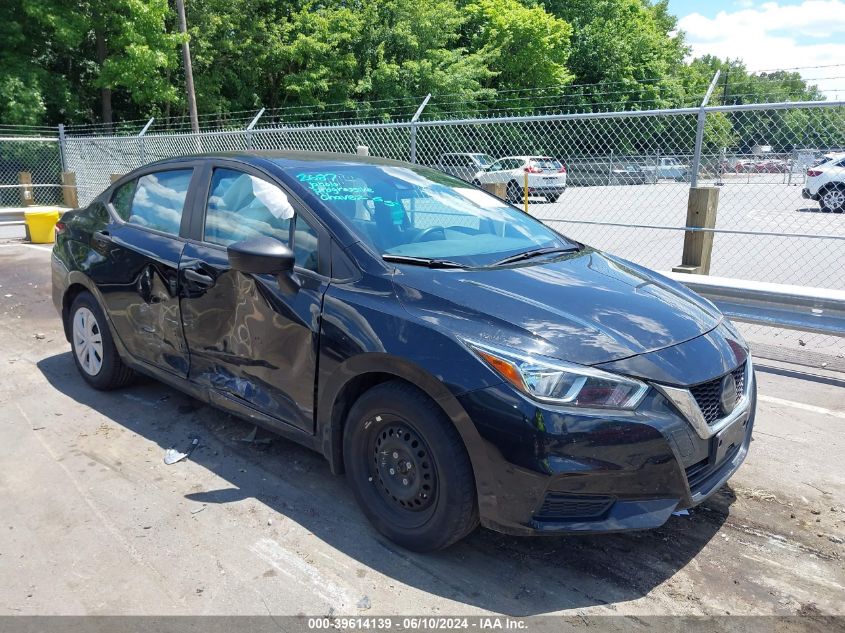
xmin=0 ymin=242 xmax=842 ymax=619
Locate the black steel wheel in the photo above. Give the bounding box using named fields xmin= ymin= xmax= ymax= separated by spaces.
xmin=343 ymin=380 xmax=478 ymax=551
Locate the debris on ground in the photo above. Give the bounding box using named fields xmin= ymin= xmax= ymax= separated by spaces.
xmin=190 ymin=506 xmax=206 ymax=515
xmin=164 ymin=437 xmax=199 ymax=465
xmin=239 ymin=426 xmax=272 ymax=445
xmin=671 ymin=509 xmax=690 ymax=517
xmin=33 ymin=333 xmax=45 ymax=340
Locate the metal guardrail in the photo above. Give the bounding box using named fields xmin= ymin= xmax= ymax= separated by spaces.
xmin=664 ymin=272 xmax=845 ymax=337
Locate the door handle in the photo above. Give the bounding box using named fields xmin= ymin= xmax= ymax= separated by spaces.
xmin=93 ymin=230 xmax=111 ymax=244
xmin=184 ymin=268 xmax=215 ymax=287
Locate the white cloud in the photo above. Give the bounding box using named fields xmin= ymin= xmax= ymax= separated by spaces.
xmin=678 ymin=1 xmax=845 ymax=99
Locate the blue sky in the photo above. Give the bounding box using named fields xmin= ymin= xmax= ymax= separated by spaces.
xmin=666 ymin=1 xmax=845 ymax=98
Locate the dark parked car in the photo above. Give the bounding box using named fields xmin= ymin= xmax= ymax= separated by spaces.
xmin=52 ymin=151 xmax=756 ymax=551
xmin=566 ymin=158 xmax=648 ymax=186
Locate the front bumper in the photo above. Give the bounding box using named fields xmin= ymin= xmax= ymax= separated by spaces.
xmin=457 ymin=361 xmax=755 ymax=536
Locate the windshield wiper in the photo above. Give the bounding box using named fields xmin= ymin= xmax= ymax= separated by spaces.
xmin=382 ymin=254 xmax=465 ymax=269
xmin=492 ymin=245 xmax=580 ymax=267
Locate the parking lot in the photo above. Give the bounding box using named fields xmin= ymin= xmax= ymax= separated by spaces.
xmin=0 ymin=242 xmax=843 ymax=618
xmin=535 ymin=178 xmax=844 ymax=289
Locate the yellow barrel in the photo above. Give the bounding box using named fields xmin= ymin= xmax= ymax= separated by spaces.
xmin=24 ymin=209 xmax=61 ymax=244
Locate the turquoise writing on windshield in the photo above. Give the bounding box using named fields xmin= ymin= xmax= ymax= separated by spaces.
xmin=296 ymin=172 xmax=401 ymax=213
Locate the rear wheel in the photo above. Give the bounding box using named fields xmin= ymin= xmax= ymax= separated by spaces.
xmin=68 ymin=292 xmax=134 ymax=390
xmin=506 ymin=180 xmax=522 ymax=203
xmin=343 ymin=380 xmax=478 ymax=551
xmin=546 ymin=190 xmax=564 ymax=203
xmin=472 ymin=179 xmax=482 ymax=187
xmin=820 ymin=185 xmax=845 ymax=213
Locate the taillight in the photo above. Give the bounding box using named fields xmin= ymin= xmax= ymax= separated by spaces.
xmin=524 ymin=165 xmax=542 ymax=174
xmin=558 ymin=165 xmax=567 ymax=173
xmin=807 ymin=169 xmax=823 ymax=177
xmin=54 ymin=221 xmax=66 ymax=236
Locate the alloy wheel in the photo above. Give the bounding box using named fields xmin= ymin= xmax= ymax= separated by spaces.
xmin=822 ymin=188 xmax=845 ymax=212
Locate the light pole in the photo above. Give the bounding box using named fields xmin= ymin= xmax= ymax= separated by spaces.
xmin=175 ymin=0 xmax=199 ymax=134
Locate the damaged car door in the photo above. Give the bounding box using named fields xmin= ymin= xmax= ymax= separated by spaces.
xmin=95 ymin=168 xmax=196 ymax=376
xmin=179 ymin=164 xmax=327 ymax=433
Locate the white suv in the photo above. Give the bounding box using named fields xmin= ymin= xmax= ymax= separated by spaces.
xmin=804 ymin=154 xmax=845 ymax=213
xmin=473 ymin=156 xmax=567 ymax=203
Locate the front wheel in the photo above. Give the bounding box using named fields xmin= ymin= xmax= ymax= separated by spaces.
xmin=472 ymin=179 xmax=482 ymax=187
xmin=68 ymin=291 xmax=134 ymax=390
xmin=820 ymin=185 xmax=845 ymax=213
xmin=343 ymin=381 xmax=479 ymax=551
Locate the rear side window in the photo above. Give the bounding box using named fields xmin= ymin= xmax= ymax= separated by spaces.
xmin=111 ymin=181 xmax=136 ymax=220
xmin=128 ymin=170 xmax=193 ymax=235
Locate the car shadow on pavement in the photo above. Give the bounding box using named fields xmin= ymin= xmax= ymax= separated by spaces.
xmin=38 ymin=351 xmax=732 ymax=616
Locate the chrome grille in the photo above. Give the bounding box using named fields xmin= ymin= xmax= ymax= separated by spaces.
xmin=689 ymin=364 xmax=746 ymax=425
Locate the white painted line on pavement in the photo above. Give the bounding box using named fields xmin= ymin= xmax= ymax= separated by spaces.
xmin=759 ymin=395 xmax=845 ymax=420
xmin=0 ymin=242 xmax=53 ymax=252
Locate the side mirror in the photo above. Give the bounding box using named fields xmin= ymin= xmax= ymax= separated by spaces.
xmin=227 ymin=236 xmax=300 ymax=293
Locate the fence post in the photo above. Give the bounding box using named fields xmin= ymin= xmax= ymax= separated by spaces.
xmin=245 ymin=107 xmax=265 ymax=150
xmin=607 ymin=150 xmax=614 ymax=185
xmin=481 ymin=183 xmax=506 ymax=199
xmin=62 ymin=172 xmax=79 ymax=208
xmin=18 ymin=172 xmax=34 ymax=206
xmin=137 ymin=117 xmax=154 ymax=164
xmin=673 ymin=187 xmax=719 ymax=275
xmin=690 ymin=70 xmax=721 ymax=188
xmin=409 ymin=93 xmax=432 ymax=164
xmin=57 ymin=123 xmax=68 ymax=173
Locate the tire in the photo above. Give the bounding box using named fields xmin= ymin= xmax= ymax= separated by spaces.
xmin=471 ymin=179 xmax=482 ymax=187
xmin=819 ymin=185 xmax=845 ymax=214
xmin=506 ymin=180 xmax=522 ymax=203
xmin=343 ymin=380 xmax=479 ymax=552
xmin=546 ymin=190 xmax=564 ymax=203
xmin=68 ymin=291 xmax=134 ymax=390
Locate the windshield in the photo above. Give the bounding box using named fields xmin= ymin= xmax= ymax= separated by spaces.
xmin=288 ymin=163 xmax=574 ymax=266
xmin=473 ymin=154 xmax=496 ymax=167
xmin=529 ymin=158 xmax=562 ymax=171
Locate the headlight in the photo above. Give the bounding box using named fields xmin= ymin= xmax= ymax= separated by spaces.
xmin=465 ymin=340 xmax=648 ymax=409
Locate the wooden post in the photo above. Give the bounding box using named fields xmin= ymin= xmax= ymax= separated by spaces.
xmin=62 ymin=172 xmax=79 ymax=208
xmin=110 ymin=174 xmax=124 ymax=184
xmin=18 ymin=172 xmax=34 ymax=206
xmin=673 ymin=187 xmax=719 ymax=275
xmin=481 ymin=183 xmax=506 ymax=200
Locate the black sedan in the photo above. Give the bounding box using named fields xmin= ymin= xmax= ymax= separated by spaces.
xmin=52 ymin=151 xmax=756 ymax=551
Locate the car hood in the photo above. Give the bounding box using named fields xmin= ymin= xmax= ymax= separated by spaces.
xmin=392 ymin=248 xmax=722 ymax=366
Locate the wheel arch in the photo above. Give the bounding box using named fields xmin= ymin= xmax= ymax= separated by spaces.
xmin=60 ymin=274 xmax=105 ymax=341
xmin=317 ymin=354 xmax=495 ymax=502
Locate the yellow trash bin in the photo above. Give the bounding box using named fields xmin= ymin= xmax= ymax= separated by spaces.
xmin=24 ymin=209 xmax=61 ymax=244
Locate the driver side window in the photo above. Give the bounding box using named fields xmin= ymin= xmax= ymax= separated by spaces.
xmin=204 ymin=168 xmax=319 ymax=272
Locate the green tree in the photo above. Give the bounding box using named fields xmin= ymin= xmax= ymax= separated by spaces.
xmin=23 ymin=0 xmax=181 ymax=124
xmin=464 ymin=0 xmax=573 ymax=95
xmin=542 ymin=0 xmax=688 ymax=109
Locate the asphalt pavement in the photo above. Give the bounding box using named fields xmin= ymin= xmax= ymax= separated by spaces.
xmin=0 ymin=243 xmax=842 ymax=617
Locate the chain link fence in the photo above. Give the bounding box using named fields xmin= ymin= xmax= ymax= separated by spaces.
xmin=0 ymin=130 xmax=63 ymax=207
xmin=2 ymin=96 xmax=843 ymax=362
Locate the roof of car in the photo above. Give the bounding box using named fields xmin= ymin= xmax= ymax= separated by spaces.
xmin=143 ymin=150 xmax=419 ymax=171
